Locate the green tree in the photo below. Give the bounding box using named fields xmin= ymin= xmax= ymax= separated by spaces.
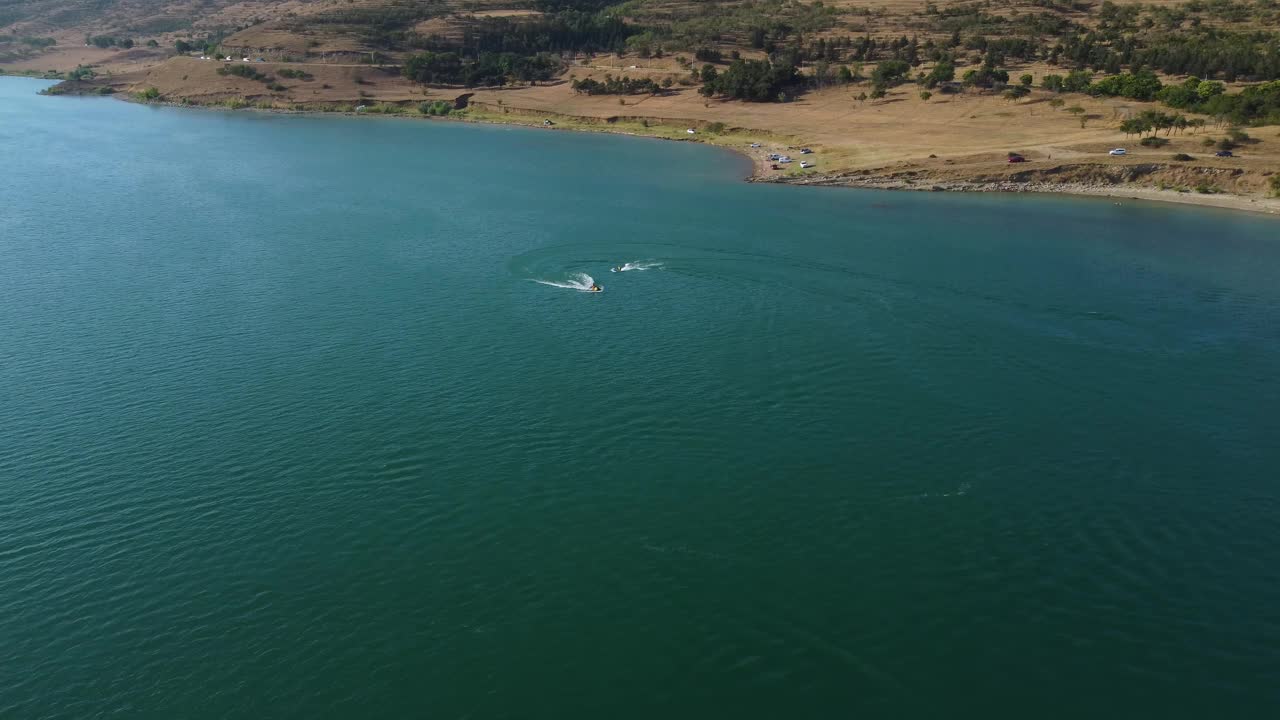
xmin=919 ymin=90 xmax=932 ymax=101
xmin=1048 ymin=97 xmax=1065 ymax=111
xmin=1020 ymin=74 xmax=1034 ymax=87
xmin=871 ymin=60 xmax=910 ymax=87
xmin=838 ymin=65 xmax=854 ymax=84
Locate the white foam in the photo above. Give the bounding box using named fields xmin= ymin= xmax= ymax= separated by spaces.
xmin=617 ymin=261 xmax=663 ymax=272
xmin=533 ymin=272 xmax=597 ymax=291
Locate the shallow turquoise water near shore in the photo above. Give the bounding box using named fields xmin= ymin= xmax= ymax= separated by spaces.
xmin=3 ymin=77 xmax=1280 ymax=718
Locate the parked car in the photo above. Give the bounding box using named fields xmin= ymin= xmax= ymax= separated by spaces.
xmin=1109 ymin=148 xmax=1127 ymax=156
xmin=1008 ymin=155 xmax=1027 ymax=163
xmin=1215 ymin=150 xmax=1234 ymax=157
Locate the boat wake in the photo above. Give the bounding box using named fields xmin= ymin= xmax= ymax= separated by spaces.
xmin=533 ymin=272 xmax=598 ymax=292
xmin=613 ymin=261 xmax=663 ymax=272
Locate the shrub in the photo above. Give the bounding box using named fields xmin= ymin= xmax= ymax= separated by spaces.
xmin=136 ymin=86 xmax=160 ymax=101
xmin=705 ymin=121 xmax=726 ymax=134
xmin=1270 ymin=174 xmax=1280 ymax=197
xmin=1139 ymin=136 xmax=1169 ymax=147
xmin=418 ymin=100 xmax=453 ymax=116
xmin=1172 ymin=153 xmax=1194 ymax=161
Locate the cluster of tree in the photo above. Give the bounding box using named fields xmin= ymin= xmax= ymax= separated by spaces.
xmin=406 ymin=11 xmax=637 ymax=57
xmin=1051 ymin=26 xmax=1280 ymax=82
xmin=961 ymin=57 xmax=1011 ymax=89
xmin=65 ymin=65 xmax=95 ymax=81
xmin=86 ymin=35 xmax=134 ymax=49
xmin=1193 ymin=80 xmax=1280 ymax=125
xmin=694 ymin=47 xmax=722 ymax=63
xmin=402 ymin=51 xmax=561 ymax=87
xmin=1041 ymin=71 xmax=1097 ymax=93
xmin=571 ymin=75 xmax=662 ymax=95
xmin=217 ymin=64 xmax=267 ymax=81
xmin=0 ymin=35 xmax=56 ymax=48
xmin=1089 ymin=71 xmax=1164 ymax=101
xmin=1119 ymin=109 xmax=1196 ymax=137
xmin=418 ymin=100 xmax=454 ymax=116
xmin=698 ymin=59 xmax=799 ymax=102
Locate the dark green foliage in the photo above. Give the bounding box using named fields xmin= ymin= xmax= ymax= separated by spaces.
xmin=418 ymin=100 xmax=453 ymax=116
xmin=701 ymin=58 xmax=799 ymax=102
xmin=217 ymin=64 xmax=267 ymax=81
xmin=1139 ymin=135 xmax=1169 ymax=146
xmin=1159 ymin=78 xmax=1280 ymax=125
xmin=1172 ymin=153 xmax=1194 ymax=161
xmin=694 ymin=47 xmax=722 ymax=63
xmin=961 ymin=65 xmax=1009 ymax=88
xmin=277 ymin=68 xmax=313 ymax=81
xmin=136 ymin=87 xmax=160 ymax=101
xmin=924 ymin=60 xmax=954 ymax=87
xmin=1062 ymin=70 xmax=1094 ymax=93
xmin=402 ymin=51 xmax=561 ymax=87
xmin=1090 ymin=71 xmax=1163 ymax=101
xmin=871 ymin=59 xmax=910 ymax=87
xmin=572 ymin=74 xmax=660 ymax=95
xmin=174 ymin=40 xmax=193 ymax=54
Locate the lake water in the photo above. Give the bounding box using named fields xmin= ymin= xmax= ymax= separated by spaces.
xmin=3 ymin=77 xmax=1279 ymax=718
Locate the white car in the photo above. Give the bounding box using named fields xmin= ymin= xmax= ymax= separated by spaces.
xmin=1109 ymin=148 xmax=1127 ymax=156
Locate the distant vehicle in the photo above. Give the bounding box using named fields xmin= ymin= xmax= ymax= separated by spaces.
xmin=799 ymin=148 xmax=813 ymax=154
xmin=1008 ymin=155 xmax=1027 ymax=163
xmin=778 ymin=156 xmax=793 ymax=163
xmin=1109 ymin=148 xmax=1127 ymax=156
xmin=686 ymin=128 xmax=696 ymax=134
xmin=750 ymin=142 xmax=761 ymax=148
xmin=543 ymin=119 xmax=555 ymax=126
xmin=767 ymin=153 xmax=781 ymax=161
xmin=1215 ymin=150 xmax=1234 ymax=157
xmin=799 ymin=161 xmax=813 ymax=168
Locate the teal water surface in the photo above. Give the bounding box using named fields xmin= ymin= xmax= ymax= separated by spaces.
xmin=3 ymin=77 xmax=1279 ymax=718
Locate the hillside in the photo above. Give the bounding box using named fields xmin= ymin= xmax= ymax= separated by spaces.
xmin=5 ymin=0 xmax=1279 ymax=209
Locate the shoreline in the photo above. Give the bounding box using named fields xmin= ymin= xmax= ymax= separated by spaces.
xmin=17 ymin=75 xmax=1280 ymax=217
xmin=760 ymin=173 xmax=1280 ymax=216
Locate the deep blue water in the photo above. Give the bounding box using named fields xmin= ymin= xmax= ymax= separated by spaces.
xmin=3 ymin=77 xmax=1279 ymax=718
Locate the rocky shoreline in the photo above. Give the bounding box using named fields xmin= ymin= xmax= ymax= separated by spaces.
xmin=758 ymin=170 xmax=1280 ymax=216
